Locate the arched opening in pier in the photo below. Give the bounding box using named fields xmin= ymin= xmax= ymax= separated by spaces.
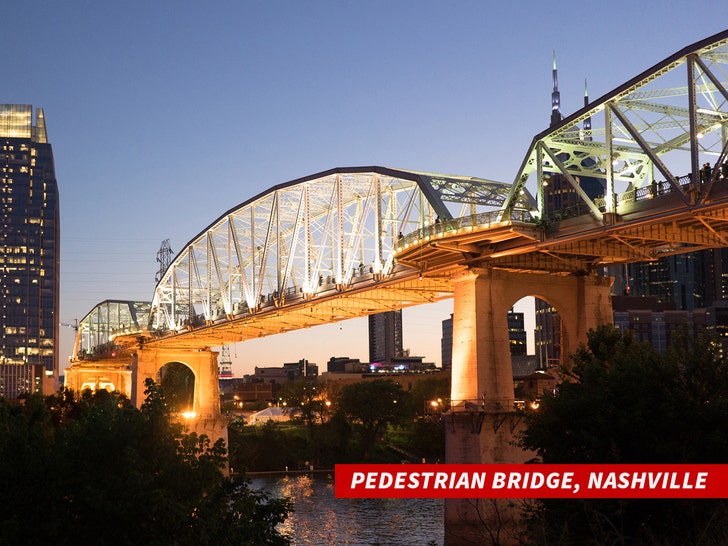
xmin=160 ymin=361 xmax=196 ymax=414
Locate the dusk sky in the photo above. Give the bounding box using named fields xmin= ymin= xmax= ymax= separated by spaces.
xmin=3 ymin=2 xmax=726 ymax=376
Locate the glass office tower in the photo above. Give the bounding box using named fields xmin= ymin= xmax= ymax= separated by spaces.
xmin=0 ymin=105 xmax=60 ymax=397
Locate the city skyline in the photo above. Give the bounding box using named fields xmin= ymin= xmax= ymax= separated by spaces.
xmin=2 ymin=2 xmax=726 ymax=377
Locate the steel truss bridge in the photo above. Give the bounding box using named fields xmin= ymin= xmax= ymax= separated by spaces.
xmin=75 ymin=29 xmax=728 ymax=357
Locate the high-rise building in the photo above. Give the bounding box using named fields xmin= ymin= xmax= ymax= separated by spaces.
xmin=538 ymin=61 xmax=604 ymax=369
xmin=441 ymin=314 xmax=453 ymax=369
xmin=0 ymin=105 xmax=60 ymax=398
xmin=368 ymin=310 xmax=403 ymax=364
xmin=441 ymin=310 xmax=527 ymax=368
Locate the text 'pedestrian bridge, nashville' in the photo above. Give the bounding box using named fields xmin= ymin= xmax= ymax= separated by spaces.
xmin=71 ymin=30 xmax=728 ymax=386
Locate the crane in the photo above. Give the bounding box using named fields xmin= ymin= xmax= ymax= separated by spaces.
xmin=61 ymin=319 xmax=79 ymax=332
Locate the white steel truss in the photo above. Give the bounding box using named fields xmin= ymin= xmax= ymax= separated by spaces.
xmin=506 ymin=29 xmax=728 ymax=221
xmin=149 ymin=167 xmax=532 ymax=332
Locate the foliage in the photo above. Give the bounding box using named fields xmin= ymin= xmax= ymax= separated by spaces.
xmin=229 ymin=420 xmax=313 ymax=472
xmin=519 ymin=325 xmax=728 ymax=545
xmin=337 ymin=379 xmax=409 ymax=460
xmin=404 ymin=374 xmax=451 ymax=417
xmin=404 ymin=418 xmax=445 ymax=461
xmin=0 ymin=380 xmax=291 ymax=545
xmin=281 ymin=379 xmax=332 ymax=430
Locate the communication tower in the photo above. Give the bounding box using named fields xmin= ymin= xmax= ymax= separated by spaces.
xmin=155 ymin=239 xmax=174 ymax=283
xmin=218 ymin=345 xmax=234 ymax=378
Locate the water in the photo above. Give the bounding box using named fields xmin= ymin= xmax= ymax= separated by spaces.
xmin=250 ymin=472 xmax=444 ymax=545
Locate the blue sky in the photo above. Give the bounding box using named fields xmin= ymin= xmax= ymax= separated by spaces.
xmin=3 ymin=1 xmax=727 ymax=375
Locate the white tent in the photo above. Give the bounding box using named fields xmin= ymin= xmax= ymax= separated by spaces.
xmin=248 ymin=406 xmax=289 ymax=425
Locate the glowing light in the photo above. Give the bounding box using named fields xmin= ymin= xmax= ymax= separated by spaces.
xmin=181 ymin=411 xmax=197 ymax=419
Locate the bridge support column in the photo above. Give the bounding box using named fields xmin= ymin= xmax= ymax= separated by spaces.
xmin=444 ymin=268 xmax=613 ymax=545
xmin=133 ymin=347 xmax=228 ymax=459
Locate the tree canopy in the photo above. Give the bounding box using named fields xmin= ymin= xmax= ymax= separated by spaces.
xmin=338 ymin=379 xmax=409 ymax=460
xmin=0 ymin=380 xmax=291 ymax=545
xmin=519 ymin=325 xmax=728 ymax=545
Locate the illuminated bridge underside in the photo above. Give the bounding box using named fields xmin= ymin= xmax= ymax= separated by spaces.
xmin=75 ymin=30 xmax=728 ymax=356
xmin=133 ymin=273 xmax=453 ymax=350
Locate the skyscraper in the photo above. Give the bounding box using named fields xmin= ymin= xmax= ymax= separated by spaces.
xmin=441 ymin=310 xmax=527 ymax=369
xmin=368 ymin=310 xmax=403 ymax=364
xmin=0 ymin=105 xmax=60 ymax=398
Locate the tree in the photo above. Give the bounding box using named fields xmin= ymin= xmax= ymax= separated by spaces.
xmin=0 ymin=381 xmax=292 ymax=545
xmin=282 ymin=379 xmax=331 ymax=430
xmin=519 ymin=325 xmax=728 ymax=545
xmin=338 ymin=379 xmax=408 ymax=460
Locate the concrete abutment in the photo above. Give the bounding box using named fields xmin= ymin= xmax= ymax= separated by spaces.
xmin=133 ymin=347 xmax=229 ymax=451
xmin=444 ymin=268 xmax=613 ymax=545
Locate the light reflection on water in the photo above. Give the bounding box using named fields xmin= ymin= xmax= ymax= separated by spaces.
xmin=250 ymin=473 xmax=444 ymax=546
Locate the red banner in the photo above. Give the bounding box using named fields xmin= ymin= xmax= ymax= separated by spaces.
xmin=334 ymin=464 xmax=728 ymax=498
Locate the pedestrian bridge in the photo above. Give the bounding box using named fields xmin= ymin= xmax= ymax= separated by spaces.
xmin=65 ymin=30 xmax=728 ymax=461
xmin=62 ymin=28 xmax=728 ymax=543
xmin=71 ymin=29 xmax=728 ymax=358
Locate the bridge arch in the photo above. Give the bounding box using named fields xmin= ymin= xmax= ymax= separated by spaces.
xmin=159 ymin=361 xmax=196 ymax=415
xmin=149 ymin=166 xmax=534 ymax=336
xmin=449 ymin=268 xmax=613 ymax=413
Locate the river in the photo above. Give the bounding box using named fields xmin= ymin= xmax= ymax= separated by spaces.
xmin=250 ymin=472 xmax=444 ymax=545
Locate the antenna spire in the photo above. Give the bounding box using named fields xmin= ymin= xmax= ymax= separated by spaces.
xmin=550 ymin=51 xmax=562 ymax=126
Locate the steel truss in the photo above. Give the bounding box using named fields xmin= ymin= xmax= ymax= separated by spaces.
xmin=506 ymin=29 xmax=728 ymax=221
xmin=149 ymin=167 xmax=532 ymax=333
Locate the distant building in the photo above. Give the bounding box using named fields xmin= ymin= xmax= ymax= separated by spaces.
xmin=326 ymin=356 xmax=367 ymax=374
xmin=612 ymin=296 xmax=708 ymax=351
xmin=441 ymin=310 xmax=527 ymax=368
xmin=368 ymin=310 xmax=403 ymax=363
xmin=441 ymin=314 xmax=453 ymax=369
xmin=508 ymin=311 xmax=527 ymax=356
xmin=251 ymin=361 xmax=316 ymax=384
xmin=283 ymin=358 xmax=318 ymax=378
xmin=0 ymin=105 xmax=60 ymax=398
xmin=220 ymin=379 xmax=275 ymax=404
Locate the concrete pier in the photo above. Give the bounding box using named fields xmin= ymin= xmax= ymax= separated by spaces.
xmin=444 ymin=268 xmax=612 ymax=545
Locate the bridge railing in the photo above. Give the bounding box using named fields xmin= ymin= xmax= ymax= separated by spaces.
xmin=395 ymin=208 xmax=536 ymax=251
xmin=447 ymin=398 xmax=539 ymax=413
xmin=545 ymin=174 xmax=702 ymax=224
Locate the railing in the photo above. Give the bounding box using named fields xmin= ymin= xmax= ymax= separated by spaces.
xmin=546 ymin=173 xmax=711 ymax=225
xmin=443 ymin=398 xmax=540 ymax=413
xmin=396 ymin=208 xmax=536 ymax=252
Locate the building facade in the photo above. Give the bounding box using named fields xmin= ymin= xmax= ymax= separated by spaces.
xmin=368 ymin=310 xmax=403 ymax=364
xmin=441 ymin=310 xmax=527 ymax=368
xmin=0 ymin=105 xmax=60 ymax=398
